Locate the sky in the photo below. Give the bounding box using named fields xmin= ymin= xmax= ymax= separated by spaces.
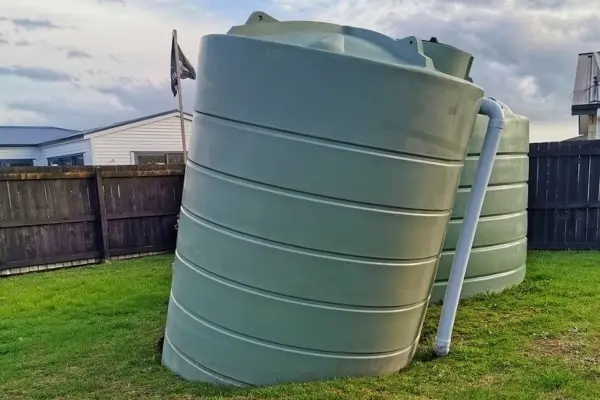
xmin=0 ymin=0 xmax=598 ymax=142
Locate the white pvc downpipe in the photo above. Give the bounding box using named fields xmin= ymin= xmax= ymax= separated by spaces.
xmin=434 ymin=97 xmax=505 ymax=357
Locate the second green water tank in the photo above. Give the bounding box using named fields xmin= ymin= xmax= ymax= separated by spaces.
xmin=431 ymin=103 xmax=530 ymax=302
xmin=420 ymin=39 xmax=529 ymax=302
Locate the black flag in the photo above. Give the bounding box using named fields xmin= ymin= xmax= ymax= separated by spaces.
xmin=170 ymin=35 xmax=196 ymax=96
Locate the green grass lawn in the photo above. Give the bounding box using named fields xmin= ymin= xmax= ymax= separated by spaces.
xmin=1 ymin=252 xmax=600 ymax=400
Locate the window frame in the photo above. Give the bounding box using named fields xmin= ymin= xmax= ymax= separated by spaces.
xmin=0 ymin=159 xmax=34 ymax=167
xmin=134 ymin=151 xmax=184 ymax=165
xmin=47 ymin=153 xmax=85 ymax=166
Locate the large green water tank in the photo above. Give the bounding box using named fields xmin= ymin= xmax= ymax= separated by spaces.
xmin=419 ymin=39 xmax=529 ymax=302
xmin=162 ymin=12 xmax=483 ymax=386
xmin=431 ymin=104 xmax=529 ymax=302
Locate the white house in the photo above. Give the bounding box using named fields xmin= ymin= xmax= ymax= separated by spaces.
xmin=0 ymin=109 xmax=192 ymax=167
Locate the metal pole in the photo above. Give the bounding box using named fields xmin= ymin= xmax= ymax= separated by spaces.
xmin=596 ymin=109 xmax=600 ymax=140
xmin=172 ymin=29 xmax=188 ymax=164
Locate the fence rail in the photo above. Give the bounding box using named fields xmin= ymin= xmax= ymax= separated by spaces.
xmin=528 ymin=140 xmax=600 ymax=250
xmin=0 ymin=165 xmax=184 ymax=272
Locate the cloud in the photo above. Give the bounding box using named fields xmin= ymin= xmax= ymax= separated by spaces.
xmin=7 ymin=18 xmax=61 ymax=30
xmin=0 ymin=0 xmax=232 ymax=129
xmin=0 ymin=0 xmax=594 ymax=144
xmin=0 ymin=66 xmax=73 ymax=82
xmin=6 ymin=84 xmax=137 ymax=130
xmin=6 ymin=80 xmax=194 ymax=130
xmin=8 ymin=100 xmax=111 ymax=129
xmin=0 ymin=105 xmax=48 ymax=124
xmin=67 ymin=49 xmax=92 ymax=59
xmin=15 ymin=40 xmax=31 ymax=46
xmin=272 ymin=0 xmax=600 ymax=124
xmin=523 ymin=0 xmax=567 ymax=9
xmin=95 ymin=80 xmax=195 ymax=114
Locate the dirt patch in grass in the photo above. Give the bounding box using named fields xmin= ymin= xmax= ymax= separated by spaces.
xmin=471 ymin=373 xmax=503 ymax=388
xmin=527 ymin=329 xmax=600 ymax=367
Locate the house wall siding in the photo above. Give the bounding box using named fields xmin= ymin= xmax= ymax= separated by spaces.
xmin=588 ymin=115 xmax=598 ymax=140
xmin=579 ymin=115 xmax=589 ymax=136
xmin=0 ymin=147 xmax=43 ymax=165
xmin=90 ymin=116 xmax=191 ymax=165
xmin=39 ymin=139 xmax=92 ymax=165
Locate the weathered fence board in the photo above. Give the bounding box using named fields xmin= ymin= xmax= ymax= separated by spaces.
xmin=0 ymin=165 xmax=184 ymax=272
xmin=528 ymin=140 xmax=600 ymax=249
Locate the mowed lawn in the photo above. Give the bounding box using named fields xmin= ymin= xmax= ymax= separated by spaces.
xmin=1 ymin=252 xmax=600 ymax=400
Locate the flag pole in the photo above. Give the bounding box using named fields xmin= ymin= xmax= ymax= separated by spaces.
xmin=172 ymin=29 xmax=188 ymax=164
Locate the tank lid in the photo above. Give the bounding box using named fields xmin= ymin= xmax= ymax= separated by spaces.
xmin=422 ymin=37 xmax=474 ymax=80
xmin=227 ymin=11 xmax=434 ymax=69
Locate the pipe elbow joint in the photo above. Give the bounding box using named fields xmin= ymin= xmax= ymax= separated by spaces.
xmin=479 ymin=97 xmax=506 ymax=130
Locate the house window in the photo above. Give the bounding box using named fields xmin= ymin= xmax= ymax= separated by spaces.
xmin=0 ymin=159 xmax=34 ymax=167
xmin=48 ymin=153 xmax=85 ymax=166
xmin=135 ymin=152 xmax=184 ymax=165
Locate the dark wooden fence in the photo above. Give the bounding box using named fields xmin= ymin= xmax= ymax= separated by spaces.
xmin=528 ymin=140 xmax=600 ymax=250
xmin=3 ymin=141 xmax=600 ymax=273
xmin=0 ymin=165 xmax=184 ymax=273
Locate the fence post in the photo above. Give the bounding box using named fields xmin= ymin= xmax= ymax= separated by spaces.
xmin=94 ymin=167 xmax=110 ymax=261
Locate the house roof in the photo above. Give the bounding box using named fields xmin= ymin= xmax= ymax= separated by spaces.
xmin=0 ymin=126 xmax=79 ymax=146
xmin=79 ymin=109 xmax=192 ymax=136
xmin=563 ymin=135 xmax=587 ymax=141
xmin=572 ymin=52 xmax=600 ymax=115
xmin=0 ymin=109 xmax=193 ymax=147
